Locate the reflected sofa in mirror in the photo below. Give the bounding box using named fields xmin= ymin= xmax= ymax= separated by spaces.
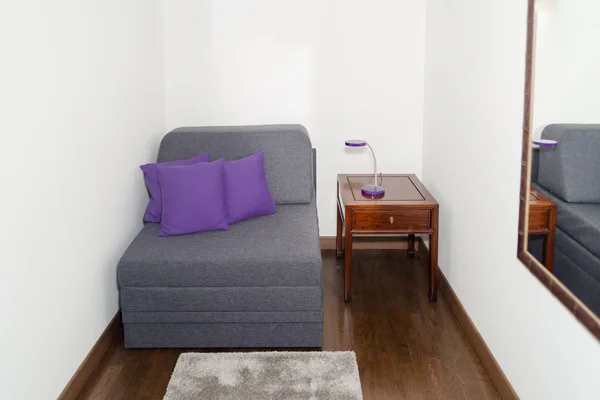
xmin=518 ymin=0 xmax=600 ymax=339
xmin=529 ymin=125 xmax=600 ymax=316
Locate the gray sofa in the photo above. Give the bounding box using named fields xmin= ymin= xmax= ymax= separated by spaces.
xmin=529 ymin=124 xmax=600 ymax=316
xmin=117 ymin=125 xmax=323 ymax=348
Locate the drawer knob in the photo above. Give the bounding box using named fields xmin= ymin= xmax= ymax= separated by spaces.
xmin=389 ymin=216 xmax=394 ymax=224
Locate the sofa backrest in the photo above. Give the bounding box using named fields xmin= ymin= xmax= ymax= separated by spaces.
xmin=538 ymin=124 xmax=600 ymax=203
xmin=157 ymin=124 xmax=314 ymax=204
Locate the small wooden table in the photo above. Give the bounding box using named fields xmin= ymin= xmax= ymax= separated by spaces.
xmin=528 ymin=190 xmax=557 ymax=272
xmin=336 ymin=174 xmax=439 ymax=302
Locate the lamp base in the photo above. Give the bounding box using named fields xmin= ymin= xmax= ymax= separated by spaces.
xmin=361 ymin=185 xmax=385 ymax=198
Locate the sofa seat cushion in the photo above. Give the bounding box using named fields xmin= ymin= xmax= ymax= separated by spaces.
xmin=533 ymin=183 xmax=600 ymax=260
xmin=118 ymin=201 xmax=321 ymax=288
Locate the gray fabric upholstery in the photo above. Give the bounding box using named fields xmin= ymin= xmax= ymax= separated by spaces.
xmin=119 ymin=125 xmax=323 ymax=348
xmin=529 ymin=229 xmax=600 ymax=316
xmin=553 ymin=228 xmax=600 ymax=285
xmin=121 ymin=286 xmax=322 ymax=312
xmin=158 ymin=125 xmax=313 ymax=204
xmin=530 ymin=128 xmax=600 ymax=317
xmin=532 ymin=183 xmax=600 ymax=263
xmin=124 ymin=322 xmax=323 ymax=348
xmin=118 ymin=202 xmax=321 ymax=288
xmin=554 ymin=246 xmax=600 ymax=316
xmin=538 ymin=124 xmax=600 ymax=202
xmin=122 ymin=311 xmax=322 ymax=324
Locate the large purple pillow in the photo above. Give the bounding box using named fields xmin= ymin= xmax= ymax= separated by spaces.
xmin=141 ymin=152 xmax=210 ymax=223
xmin=157 ymin=159 xmax=229 ymax=237
xmin=223 ymin=151 xmax=277 ymax=224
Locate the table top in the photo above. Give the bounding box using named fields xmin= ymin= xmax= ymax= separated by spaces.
xmin=529 ymin=189 xmax=555 ymax=208
xmin=337 ymin=174 xmax=438 ymax=208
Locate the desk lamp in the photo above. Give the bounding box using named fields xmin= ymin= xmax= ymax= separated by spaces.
xmin=344 ymin=140 xmax=384 ymax=197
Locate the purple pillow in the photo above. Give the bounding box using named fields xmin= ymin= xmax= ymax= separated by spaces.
xmin=223 ymin=151 xmax=277 ymax=224
xmin=140 ymin=152 xmax=210 ymax=223
xmin=157 ymin=159 xmax=229 ymax=237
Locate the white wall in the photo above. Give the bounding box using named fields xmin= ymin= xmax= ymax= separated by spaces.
xmin=0 ymin=1 xmax=164 ymax=399
xmin=532 ymin=0 xmax=600 ymax=133
xmin=423 ymin=1 xmax=600 ymax=399
xmin=162 ymin=0 xmax=425 ymax=235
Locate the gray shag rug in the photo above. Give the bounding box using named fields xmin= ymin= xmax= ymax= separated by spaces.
xmin=163 ymin=351 xmax=363 ymax=400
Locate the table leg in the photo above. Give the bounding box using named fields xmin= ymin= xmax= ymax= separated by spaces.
xmin=336 ymin=203 xmax=343 ymax=259
xmin=542 ymin=205 xmax=557 ymax=273
xmin=408 ymin=234 xmax=415 ymax=258
xmin=344 ymin=208 xmax=353 ymax=302
xmin=429 ymin=207 xmax=439 ymax=302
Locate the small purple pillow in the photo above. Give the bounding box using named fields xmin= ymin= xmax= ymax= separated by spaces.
xmin=157 ymin=159 xmax=229 ymax=237
xmin=141 ymin=152 xmax=210 ymax=223
xmin=223 ymin=151 xmax=277 ymax=224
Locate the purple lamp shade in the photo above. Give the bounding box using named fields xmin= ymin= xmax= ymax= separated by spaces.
xmin=344 ymin=139 xmax=385 ymax=198
xmin=533 ymin=139 xmax=558 ymax=147
xmin=345 ymin=140 xmax=368 ymax=147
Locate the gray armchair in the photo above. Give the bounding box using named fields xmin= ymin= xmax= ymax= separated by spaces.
xmin=529 ymin=124 xmax=600 ymax=316
xmin=117 ymin=125 xmax=323 ymax=348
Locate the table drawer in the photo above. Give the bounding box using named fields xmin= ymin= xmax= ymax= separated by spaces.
xmin=529 ymin=209 xmax=549 ymax=232
xmin=353 ymin=209 xmax=431 ymax=231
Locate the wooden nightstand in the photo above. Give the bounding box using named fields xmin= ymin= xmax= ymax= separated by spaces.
xmin=336 ymin=174 xmax=440 ymax=302
xmin=528 ymin=190 xmax=557 ymax=272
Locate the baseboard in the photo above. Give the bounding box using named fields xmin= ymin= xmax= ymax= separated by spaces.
xmin=320 ymin=235 xmax=418 ymax=250
xmin=438 ymin=270 xmax=519 ymax=400
xmin=58 ymin=312 xmax=121 ymax=400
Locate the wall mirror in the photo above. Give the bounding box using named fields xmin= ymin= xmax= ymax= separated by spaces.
xmin=518 ymin=0 xmax=600 ymax=339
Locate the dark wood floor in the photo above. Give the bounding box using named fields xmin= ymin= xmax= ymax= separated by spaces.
xmin=77 ymin=249 xmax=500 ymax=400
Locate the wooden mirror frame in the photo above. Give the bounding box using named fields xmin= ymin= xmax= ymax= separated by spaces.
xmin=517 ymin=0 xmax=600 ymax=340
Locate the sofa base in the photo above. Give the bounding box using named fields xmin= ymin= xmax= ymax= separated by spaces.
xmin=529 ymin=228 xmax=600 ymax=315
xmin=123 ymin=322 xmax=323 ymax=348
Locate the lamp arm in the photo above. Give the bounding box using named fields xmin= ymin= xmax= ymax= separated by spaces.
xmin=366 ymin=143 xmax=378 ymax=186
